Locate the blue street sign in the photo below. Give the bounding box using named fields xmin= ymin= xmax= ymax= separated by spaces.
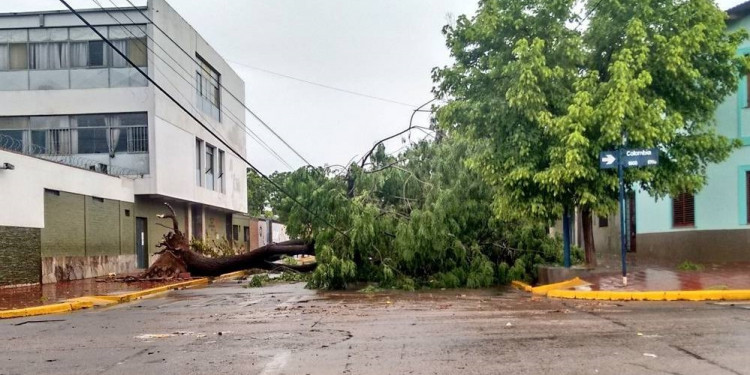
xmin=599 ymin=148 xmax=658 ymax=169
xmin=598 ymin=146 xmax=659 ymax=287
xmin=599 ymin=152 xmax=617 ymax=169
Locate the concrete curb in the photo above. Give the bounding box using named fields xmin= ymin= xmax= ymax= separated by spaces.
xmin=511 ymin=280 xmax=533 ymax=293
xmin=0 ymin=271 xmax=249 ymax=320
xmin=518 ymin=278 xmax=750 ymax=301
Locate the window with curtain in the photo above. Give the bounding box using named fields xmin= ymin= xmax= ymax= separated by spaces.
xmin=205 ymin=144 xmax=215 ymax=190
xmin=128 ymin=37 xmax=147 ymax=66
xmin=29 ymin=42 xmax=68 ymax=70
xmin=30 ymin=116 xmax=72 ymax=155
xmin=9 ymin=44 xmax=28 ymax=70
xmin=69 ymin=41 xmax=88 ymax=67
xmin=672 ymin=192 xmax=695 ymax=227
xmin=0 ymin=45 xmax=8 ymax=70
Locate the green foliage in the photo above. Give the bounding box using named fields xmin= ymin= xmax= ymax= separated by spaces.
xmin=272 ymin=136 xmax=572 ymax=289
xmin=246 ymin=274 xmax=270 ymax=288
xmin=246 ymin=272 xmax=309 ymax=288
xmin=190 ymin=237 xmax=243 ymax=258
xmin=281 ymin=255 xmax=299 ymax=266
xmin=433 ymin=0 xmax=748 ymax=222
xmin=677 ymin=260 xmax=704 ymax=271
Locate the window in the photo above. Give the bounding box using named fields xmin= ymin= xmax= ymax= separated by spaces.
xmin=0 ymin=43 xmax=29 ymax=70
xmin=672 ymin=192 xmax=695 ymax=227
xmin=28 ymin=42 xmax=68 ymax=70
xmin=598 ymin=216 xmax=609 ymax=228
xmin=205 ymin=144 xmax=215 ymax=190
xmin=243 ymin=226 xmax=249 ymax=242
xmin=218 ymin=150 xmax=225 ymax=193
xmin=196 ymin=139 xmax=203 ymax=186
xmin=196 ymin=55 xmax=220 ymax=121
xmin=30 ymin=116 xmax=71 ymax=154
xmin=127 ymin=37 xmax=147 ymax=67
xmin=76 ymin=114 xmax=108 ymax=154
xmin=124 ymin=209 xmax=131 ymax=217
xmin=119 ymin=113 xmax=148 ymax=153
xmin=0 ymin=113 xmax=147 ymax=157
xmin=89 ymin=40 xmax=106 ymax=67
xmin=232 ymin=225 xmax=239 ymax=241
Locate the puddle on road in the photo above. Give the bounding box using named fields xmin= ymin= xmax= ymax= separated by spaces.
xmin=0 ymin=278 xmax=180 ymax=310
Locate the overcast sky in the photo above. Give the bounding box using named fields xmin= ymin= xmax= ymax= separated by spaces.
xmin=0 ymin=0 xmax=746 ymax=173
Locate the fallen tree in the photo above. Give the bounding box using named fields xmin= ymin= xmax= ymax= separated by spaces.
xmin=139 ymin=203 xmax=315 ymax=279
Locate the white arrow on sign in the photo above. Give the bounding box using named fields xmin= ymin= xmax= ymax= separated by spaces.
xmin=601 ymin=154 xmax=616 ymax=165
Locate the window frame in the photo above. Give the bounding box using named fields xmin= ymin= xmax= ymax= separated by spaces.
xmin=672 ymin=192 xmax=695 ymax=228
xmin=205 ymin=143 xmax=215 ymax=191
xmin=195 ymin=138 xmax=204 ymax=187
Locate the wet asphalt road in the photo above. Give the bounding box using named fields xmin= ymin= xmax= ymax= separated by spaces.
xmin=1 ymin=281 xmax=750 ymax=375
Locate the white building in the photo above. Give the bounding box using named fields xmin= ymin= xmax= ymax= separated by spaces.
xmin=0 ymin=0 xmax=249 ymax=285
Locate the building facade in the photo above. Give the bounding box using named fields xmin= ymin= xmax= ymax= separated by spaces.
xmin=0 ymin=0 xmax=249 ymax=286
xmin=609 ymin=3 xmax=750 ymax=264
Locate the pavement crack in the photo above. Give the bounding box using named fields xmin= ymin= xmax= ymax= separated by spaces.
xmin=670 ymin=345 xmax=743 ymax=375
xmin=14 ymin=319 xmax=65 ymax=326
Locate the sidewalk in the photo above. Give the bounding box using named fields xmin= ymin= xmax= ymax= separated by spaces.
xmin=586 ymin=262 xmax=750 ymax=291
xmin=0 ymin=276 xmax=186 ymax=310
xmin=514 ymin=262 xmax=750 ymax=301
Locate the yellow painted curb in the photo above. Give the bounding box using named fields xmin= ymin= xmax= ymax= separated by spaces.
xmin=517 ymin=276 xmax=750 ymax=302
xmin=511 ymin=280 xmax=533 ymax=292
xmin=531 ymin=277 xmax=589 ymax=295
xmin=211 ymin=270 xmax=248 ymax=282
xmin=0 ymin=300 xmax=94 ymax=319
xmin=546 ymin=288 xmax=750 ymax=301
xmin=0 ymin=277 xmax=214 ymax=319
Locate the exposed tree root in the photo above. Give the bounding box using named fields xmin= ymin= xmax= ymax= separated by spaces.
xmin=138 ymin=203 xmax=315 ymax=279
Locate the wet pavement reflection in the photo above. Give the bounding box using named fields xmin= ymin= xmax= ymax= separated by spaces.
xmin=585 ymin=262 xmax=750 ymax=291
xmin=0 ymin=278 xmax=180 ymax=310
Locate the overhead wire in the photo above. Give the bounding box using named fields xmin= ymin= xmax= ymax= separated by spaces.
xmin=91 ymin=0 xmax=295 ymax=170
xmin=226 ymin=59 xmax=420 ymax=108
xmin=119 ymin=0 xmax=312 ymax=166
xmin=60 ymin=0 xmax=350 ymax=238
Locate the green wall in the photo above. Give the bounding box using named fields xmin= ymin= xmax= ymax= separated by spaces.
xmin=40 ymin=190 xmax=135 ymax=258
xmin=0 ymin=226 xmax=41 ymax=286
xmin=133 ymin=198 xmax=187 ymax=259
xmin=41 ymin=190 xmax=85 ymax=257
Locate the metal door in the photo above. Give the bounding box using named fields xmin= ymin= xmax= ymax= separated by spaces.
xmin=136 ymin=217 xmax=148 ymax=268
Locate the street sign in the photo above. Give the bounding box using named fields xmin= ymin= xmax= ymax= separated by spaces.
xmin=599 ymin=148 xmax=659 ymax=169
xmin=599 ymin=152 xmax=617 ymax=169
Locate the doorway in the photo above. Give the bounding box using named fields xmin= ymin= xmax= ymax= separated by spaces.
xmin=136 ymin=217 xmax=148 ymax=268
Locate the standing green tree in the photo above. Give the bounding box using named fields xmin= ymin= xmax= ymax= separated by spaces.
xmin=247 ymin=169 xmax=279 ymax=217
xmin=433 ymin=0 xmax=748 ymax=265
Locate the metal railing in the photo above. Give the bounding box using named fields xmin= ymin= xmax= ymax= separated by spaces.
xmin=0 ymin=132 xmax=145 ymax=176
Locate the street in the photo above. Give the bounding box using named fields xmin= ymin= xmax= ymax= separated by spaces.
xmin=1 ymin=281 xmax=749 ymax=375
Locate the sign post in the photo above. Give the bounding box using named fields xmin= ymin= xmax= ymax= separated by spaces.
xmin=599 ymin=147 xmax=659 ymax=286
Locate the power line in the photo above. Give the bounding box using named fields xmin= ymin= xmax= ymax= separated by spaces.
xmin=226 ymin=59 xmax=419 ymax=108
xmin=60 ymin=0 xmax=349 ymax=238
xmin=91 ymin=0 xmax=295 ymax=170
xmin=118 ymin=0 xmax=312 ymax=166
xmin=573 ymin=0 xmax=605 ymax=31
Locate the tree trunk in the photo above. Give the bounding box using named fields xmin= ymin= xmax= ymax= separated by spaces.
xmin=139 ymin=203 xmax=315 ymax=279
xmin=581 ymin=207 xmax=597 ymax=267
